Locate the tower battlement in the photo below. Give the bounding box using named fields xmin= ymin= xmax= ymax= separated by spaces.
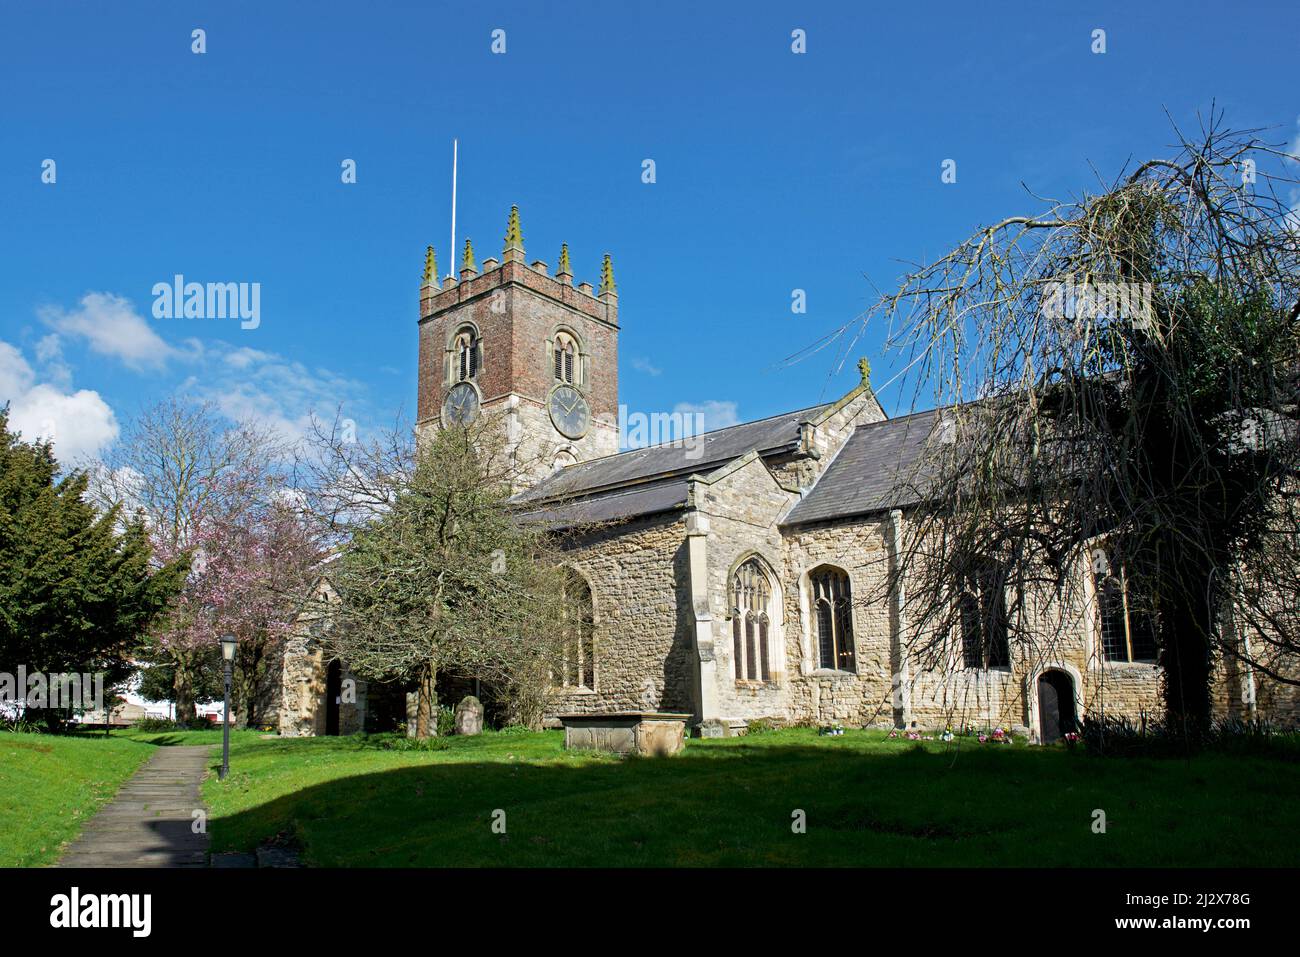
xmin=418 ymin=206 xmax=618 ymax=328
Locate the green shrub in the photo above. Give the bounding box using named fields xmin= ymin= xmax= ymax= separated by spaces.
xmin=1 ymin=716 xmax=44 ymax=734
xmin=1082 ymin=715 xmax=1300 ymax=759
xmin=437 ymin=705 xmax=455 ymax=737
xmin=131 ymin=717 xmax=179 ymax=732
xmin=130 ymin=717 xmax=215 ymax=733
xmin=356 ymin=732 xmax=451 ymax=751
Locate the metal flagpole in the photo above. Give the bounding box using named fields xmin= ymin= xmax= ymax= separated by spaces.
xmin=450 ymin=138 xmax=458 ymax=279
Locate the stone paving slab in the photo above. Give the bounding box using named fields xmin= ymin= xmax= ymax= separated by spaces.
xmin=57 ymin=745 xmax=214 ymax=868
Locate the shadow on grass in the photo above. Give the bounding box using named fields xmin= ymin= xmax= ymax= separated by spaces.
xmin=203 ymin=736 xmax=1300 ymax=868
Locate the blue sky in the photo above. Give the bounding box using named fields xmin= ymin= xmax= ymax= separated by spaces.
xmin=1 ymin=0 xmax=1297 ymax=462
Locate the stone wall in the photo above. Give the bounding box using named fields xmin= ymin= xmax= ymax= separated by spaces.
xmin=549 ymin=512 xmax=695 ymax=721
xmin=779 ymin=513 xmax=1174 ymax=737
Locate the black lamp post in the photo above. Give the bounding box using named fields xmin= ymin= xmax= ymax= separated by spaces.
xmin=219 ymin=634 xmax=237 ymax=780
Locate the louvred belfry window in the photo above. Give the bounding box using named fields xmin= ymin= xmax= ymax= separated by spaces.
xmin=811 ymin=565 xmax=855 ymax=671
xmin=731 ymin=559 xmax=774 ymax=683
xmin=455 ymin=331 xmax=478 ymax=381
xmin=554 ymin=334 xmax=576 ymax=385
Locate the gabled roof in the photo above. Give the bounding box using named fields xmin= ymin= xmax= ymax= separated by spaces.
xmin=514 ymin=403 xmax=829 ymax=505
xmin=514 ymin=478 xmax=690 ymax=528
xmin=782 ymin=409 xmax=944 ymax=525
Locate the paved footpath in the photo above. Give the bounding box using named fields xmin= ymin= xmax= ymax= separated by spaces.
xmin=57 ymin=745 xmax=213 ymax=868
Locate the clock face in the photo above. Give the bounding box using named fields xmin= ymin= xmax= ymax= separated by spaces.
xmin=549 ymin=385 xmax=591 ymax=440
xmin=442 ymin=382 xmax=480 ymax=427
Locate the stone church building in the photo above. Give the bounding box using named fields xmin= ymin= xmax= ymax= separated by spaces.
xmin=278 ymin=208 xmax=1297 ymax=742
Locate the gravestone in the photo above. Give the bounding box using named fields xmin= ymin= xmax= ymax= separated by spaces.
xmin=454 ymin=695 xmax=484 ymax=736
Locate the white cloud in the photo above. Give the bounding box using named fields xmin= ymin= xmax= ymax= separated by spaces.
xmin=39 ymin=292 xmax=181 ymax=371
xmin=184 ymin=341 xmax=368 ymax=445
xmin=25 ymin=291 xmax=370 ymax=457
xmin=222 ymin=346 xmax=274 ymax=370
xmin=0 ymin=340 xmax=118 ymax=462
xmin=631 ymin=356 xmax=662 ymax=376
xmin=673 ymin=400 xmax=739 ymax=432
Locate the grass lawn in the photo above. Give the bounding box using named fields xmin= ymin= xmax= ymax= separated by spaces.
xmin=0 ymin=732 xmax=157 ymax=867
xmin=202 ymin=728 xmax=1300 ymax=867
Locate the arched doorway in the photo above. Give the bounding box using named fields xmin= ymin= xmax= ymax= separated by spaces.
xmin=1037 ymin=669 xmax=1077 ymax=743
xmin=325 ymin=659 xmax=342 ymax=736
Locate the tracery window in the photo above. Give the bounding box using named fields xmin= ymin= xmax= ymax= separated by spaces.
xmin=810 ymin=565 xmax=855 ymax=672
xmin=731 ymin=559 xmax=774 ymax=683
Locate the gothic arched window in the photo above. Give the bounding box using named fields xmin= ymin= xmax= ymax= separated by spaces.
xmin=810 ymin=565 xmax=855 ymax=672
xmin=454 ymin=329 xmax=479 ymax=382
xmin=553 ymin=332 xmax=577 ymax=385
xmin=560 ymin=572 xmax=595 ymax=690
xmin=957 ymin=566 xmax=1011 ymax=669
xmin=731 ymin=558 xmax=774 ymax=683
xmin=1093 ymin=552 xmax=1158 ymax=663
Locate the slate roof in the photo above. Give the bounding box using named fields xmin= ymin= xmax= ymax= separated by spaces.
xmin=514 ymin=479 xmax=690 ymax=528
xmin=782 ymin=409 xmax=944 ymax=526
xmin=514 ymin=403 xmax=828 ymax=505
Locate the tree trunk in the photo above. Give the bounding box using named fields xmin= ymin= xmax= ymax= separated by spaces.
xmin=414 ymin=660 xmax=437 ymax=738
xmin=172 ymin=657 xmax=196 ymax=724
xmin=1157 ymin=552 xmax=1216 ymax=740
xmin=238 ymin=645 xmax=263 ymax=729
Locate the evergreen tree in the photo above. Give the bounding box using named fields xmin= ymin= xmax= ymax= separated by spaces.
xmin=0 ymin=409 xmax=187 ymax=728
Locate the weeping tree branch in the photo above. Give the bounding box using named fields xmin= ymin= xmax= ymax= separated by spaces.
xmin=845 ymin=111 xmax=1300 ymax=736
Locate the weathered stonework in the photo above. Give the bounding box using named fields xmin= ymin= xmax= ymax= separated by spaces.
xmin=560 ymin=711 xmax=691 ymax=755
xmin=546 ymin=513 xmax=695 ymax=721
xmin=278 ymin=579 xmax=367 ymax=737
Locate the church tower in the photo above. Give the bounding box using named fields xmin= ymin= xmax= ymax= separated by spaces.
xmin=415 ymin=206 xmax=620 ymax=485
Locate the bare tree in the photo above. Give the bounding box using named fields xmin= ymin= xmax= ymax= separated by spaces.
xmin=850 ymin=114 xmax=1299 ymax=738
xmin=89 ymin=398 xmax=291 ymax=721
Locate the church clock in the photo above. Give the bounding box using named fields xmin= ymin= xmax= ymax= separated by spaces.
xmin=442 ymin=382 xmax=480 ymax=427
xmin=549 ymin=384 xmax=591 ymax=439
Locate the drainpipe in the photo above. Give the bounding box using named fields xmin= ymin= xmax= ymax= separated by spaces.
xmin=888 ymin=509 xmax=912 ymax=729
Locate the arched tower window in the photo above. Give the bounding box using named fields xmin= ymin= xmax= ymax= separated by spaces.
xmin=453 ymin=328 xmax=479 ymax=382
xmin=553 ymin=332 xmax=577 ymax=385
xmin=731 ymin=558 xmax=774 ymax=683
xmin=810 ymin=565 xmax=855 ymax=672
xmin=560 ymin=571 xmax=595 ymax=690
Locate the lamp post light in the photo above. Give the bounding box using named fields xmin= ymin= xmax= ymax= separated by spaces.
xmin=219 ymin=634 xmax=237 ymax=780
